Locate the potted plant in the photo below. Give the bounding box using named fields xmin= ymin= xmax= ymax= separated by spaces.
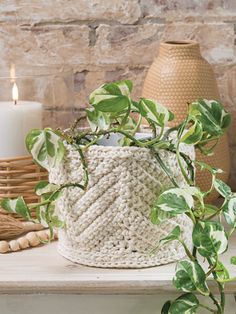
xmin=2 ymin=80 xmax=235 ymax=313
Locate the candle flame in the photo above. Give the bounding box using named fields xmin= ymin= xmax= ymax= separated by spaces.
xmin=12 ymin=82 xmax=19 ymax=104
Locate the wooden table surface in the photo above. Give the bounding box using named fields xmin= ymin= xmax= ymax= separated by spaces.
xmin=1 ymin=237 xmax=236 ymax=295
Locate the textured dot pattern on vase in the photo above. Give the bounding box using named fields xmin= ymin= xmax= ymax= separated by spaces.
xmin=142 ymin=41 xmax=230 ymax=201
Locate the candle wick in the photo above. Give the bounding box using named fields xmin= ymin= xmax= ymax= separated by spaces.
xmin=14 ymin=100 xmax=17 ymax=105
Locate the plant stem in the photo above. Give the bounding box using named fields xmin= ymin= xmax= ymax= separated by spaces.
xmin=148 ymin=120 xmax=157 ymax=138
xmin=77 ymin=128 xmax=147 ymax=147
xmin=209 ymin=292 xmax=222 ymax=313
xmin=192 ymin=246 xmax=197 ymax=258
xmin=206 ymin=257 xmax=218 ymax=277
xmin=162 ymin=124 xmax=182 ymax=140
xmin=29 ymin=183 xmax=85 ymax=210
xmin=151 ymin=149 xmax=178 ymax=187
xmin=203 ymin=174 xmax=216 ymax=198
xmin=140 ymin=131 xmax=165 ymax=146
xmin=219 ymin=282 xmax=225 ymax=313
xmin=84 ymin=137 xmax=100 ymax=148
xmin=198 ymin=136 xmax=219 ymax=145
xmin=175 ymin=117 xmax=193 ymax=186
xmin=228 ymin=228 xmax=235 ymax=237
xmin=206 ymin=208 xmax=222 ymax=220
xmin=176 ymin=149 xmax=192 ymax=185
xmin=207 ymin=257 xmax=224 ymax=313
xmin=131 ymin=114 xmax=142 ymax=137
xmin=73 ymin=144 xmax=89 ymax=188
xmin=186 ymin=210 xmax=196 ymax=224
xmin=156 ymin=125 xmax=165 ymax=141
xmin=213 ymin=271 xmax=225 ymax=313
xmin=121 ymin=102 xmax=131 ymax=127
xmin=179 ymin=239 xmax=196 ymax=261
xmin=197 ymin=139 xmax=219 ymax=155
xmin=199 ymin=303 xmax=216 ymax=313
xmin=165 ymin=147 xmax=195 ymax=184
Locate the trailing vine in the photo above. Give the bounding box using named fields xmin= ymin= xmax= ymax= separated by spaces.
xmin=1 ymin=80 xmax=235 ymax=314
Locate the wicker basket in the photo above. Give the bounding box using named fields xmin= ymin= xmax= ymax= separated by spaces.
xmin=0 ymin=156 xmax=48 ymax=220
xmin=50 ymin=144 xmax=194 ymax=269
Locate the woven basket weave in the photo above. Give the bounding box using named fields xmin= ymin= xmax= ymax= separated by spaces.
xmin=50 ymin=144 xmax=194 ymax=268
xmin=0 ymin=156 xmax=48 ymax=220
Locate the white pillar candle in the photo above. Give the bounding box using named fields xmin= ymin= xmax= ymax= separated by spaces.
xmin=0 ymin=84 xmax=42 ymax=158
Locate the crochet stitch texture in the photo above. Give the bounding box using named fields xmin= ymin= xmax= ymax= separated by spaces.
xmin=50 ymin=144 xmax=194 ymax=268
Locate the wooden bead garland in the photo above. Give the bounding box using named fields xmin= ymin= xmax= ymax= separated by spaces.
xmin=0 ymin=229 xmax=58 ymax=253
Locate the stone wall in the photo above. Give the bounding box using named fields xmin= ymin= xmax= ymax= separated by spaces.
xmin=1 ymin=0 xmax=236 ymax=187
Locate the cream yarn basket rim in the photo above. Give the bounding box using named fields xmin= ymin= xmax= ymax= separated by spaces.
xmin=51 ymin=143 xmax=194 ymax=269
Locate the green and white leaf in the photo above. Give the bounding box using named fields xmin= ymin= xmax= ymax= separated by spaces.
xmin=35 ymin=181 xmax=60 ymax=196
xmin=214 ymin=260 xmax=230 ymax=281
xmin=159 ymin=226 xmax=181 ymax=246
xmin=173 ymin=260 xmax=209 ymax=295
xmin=168 ymin=293 xmax=199 ymax=314
xmin=26 ymin=128 xmax=65 ymax=171
xmin=152 ymin=141 xmax=171 ymax=150
xmin=86 ymin=108 xmax=110 ymax=131
xmin=214 ymin=179 xmax=232 ymax=198
xmin=161 ymin=301 xmax=171 ymax=314
xmin=89 ymin=80 xmax=132 ymax=113
xmin=156 ymin=188 xmax=194 ymax=215
xmin=151 ymin=206 xmax=177 ymax=225
xmin=203 ymin=203 xmax=219 ymax=216
xmin=195 ymin=161 xmax=223 ymax=175
xmin=116 ymin=115 xmax=137 ymax=130
xmin=230 ymin=256 xmax=236 ymax=265
xmin=38 ymin=202 xmax=64 ymax=229
xmin=115 ymin=80 xmax=133 ymax=95
xmin=222 ymin=196 xmax=236 ymax=228
xmin=189 ymin=99 xmax=231 ymax=136
xmin=184 ymin=186 xmax=204 ymax=204
xmin=135 ymin=98 xmax=173 ymax=127
xmin=192 ymin=221 xmax=228 ymax=257
xmin=180 ymin=120 xmax=203 ymax=145
xmin=1 ymin=197 xmax=31 ymax=220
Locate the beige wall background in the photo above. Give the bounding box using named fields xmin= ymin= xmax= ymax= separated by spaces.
xmin=0 ymin=0 xmax=236 ymax=188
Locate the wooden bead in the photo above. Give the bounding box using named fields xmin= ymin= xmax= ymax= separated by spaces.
xmin=0 ymin=241 xmax=9 ymax=253
xmin=26 ymin=232 xmax=40 ymax=247
xmin=37 ymin=230 xmax=48 ymax=242
xmin=17 ymin=237 xmax=29 ymax=249
xmin=9 ymin=240 xmax=20 ymax=252
xmin=44 ymin=229 xmax=58 ymax=240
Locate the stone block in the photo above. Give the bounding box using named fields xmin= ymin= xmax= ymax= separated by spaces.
xmin=92 ymin=24 xmax=163 ymax=66
xmin=0 ymin=0 xmax=141 ymax=25
xmin=140 ymin=0 xmax=224 ymax=18
xmin=0 ymin=24 xmax=90 ymax=66
xmin=224 ymin=0 xmax=236 ymax=10
xmin=43 ymin=109 xmax=74 ymax=129
xmin=160 ymin=23 xmax=235 ymax=64
xmin=74 ymin=66 xmax=148 ymax=110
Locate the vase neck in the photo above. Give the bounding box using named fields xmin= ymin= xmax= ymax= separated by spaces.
xmin=159 ymin=41 xmax=202 ymax=59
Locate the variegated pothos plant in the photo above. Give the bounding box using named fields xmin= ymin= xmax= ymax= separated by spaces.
xmin=1 ymin=80 xmax=235 ymax=314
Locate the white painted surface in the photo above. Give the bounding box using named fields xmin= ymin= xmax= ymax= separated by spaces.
xmin=1 ymin=240 xmax=236 ymax=294
xmin=0 ymin=237 xmax=236 ymax=313
xmin=0 ymin=294 xmax=235 ymax=314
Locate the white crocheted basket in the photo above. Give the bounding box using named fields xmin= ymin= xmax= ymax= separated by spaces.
xmin=50 ymin=144 xmax=194 ymax=268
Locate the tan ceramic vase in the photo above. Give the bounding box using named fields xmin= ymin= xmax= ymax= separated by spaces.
xmin=142 ymin=41 xmax=230 ymax=201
